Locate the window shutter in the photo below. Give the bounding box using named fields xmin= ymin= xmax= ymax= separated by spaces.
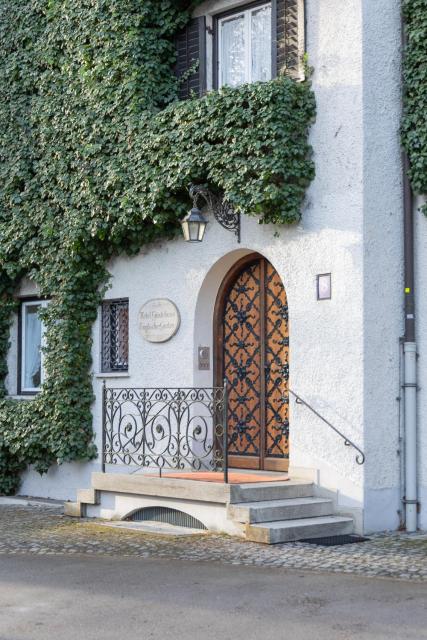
xmin=272 ymin=0 xmax=304 ymax=80
xmin=174 ymin=16 xmax=207 ymax=100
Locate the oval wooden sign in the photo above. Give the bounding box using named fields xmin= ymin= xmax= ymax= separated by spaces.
xmin=138 ymin=299 xmax=180 ymax=343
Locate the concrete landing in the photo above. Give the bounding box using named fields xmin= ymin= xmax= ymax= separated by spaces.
xmin=149 ymin=470 xmax=289 ymax=483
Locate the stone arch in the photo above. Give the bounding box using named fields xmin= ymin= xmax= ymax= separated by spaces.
xmin=123 ymin=505 xmax=207 ymax=530
xmin=194 ymin=249 xmax=290 ymax=471
xmin=193 ymin=248 xmax=254 ymax=387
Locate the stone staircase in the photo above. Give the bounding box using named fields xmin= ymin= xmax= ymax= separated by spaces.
xmin=226 ymin=481 xmax=353 ymax=544
xmin=64 ymin=474 xmax=354 ymax=544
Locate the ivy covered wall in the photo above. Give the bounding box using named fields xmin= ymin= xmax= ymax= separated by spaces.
xmin=0 ymin=0 xmax=315 ymax=493
xmin=402 ymin=0 xmax=427 ymax=214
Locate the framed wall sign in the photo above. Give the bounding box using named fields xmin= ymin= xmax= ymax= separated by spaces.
xmin=317 ymin=273 xmax=332 ymax=300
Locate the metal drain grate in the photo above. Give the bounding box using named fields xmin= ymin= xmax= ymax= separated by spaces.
xmin=125 ymin=506 xmax=207 ymax=530
xmin=301 ymin=534 xmax=370 ymax=546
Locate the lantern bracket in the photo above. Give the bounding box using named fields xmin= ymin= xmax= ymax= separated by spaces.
xmin=189 ymin=184 xmax=240 ymax=243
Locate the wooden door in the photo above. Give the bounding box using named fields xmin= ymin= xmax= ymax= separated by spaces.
xmin=214 ymin=255 xmax=289 ymax=471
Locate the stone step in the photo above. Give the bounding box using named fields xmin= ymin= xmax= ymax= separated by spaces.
xmin=246 ymin=516 xmax=354 ymax=544
xmin=228 ymin=497 xmax=334 ymax=524
xmin=77 ymin=488 xmax=98 ymax=505
xmin=229 ymin=481 xmax=314 ymax=504
xmin=64 ymin=501 xmax=82 ymax=517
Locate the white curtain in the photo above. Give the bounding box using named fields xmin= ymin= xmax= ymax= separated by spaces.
xmin=221 ymin=14 xmax=246 ymax=87
xmin=251 ymin=6 xmax=272 ymax=83
xmin=24 ymin=305 xmax=42 ymax=389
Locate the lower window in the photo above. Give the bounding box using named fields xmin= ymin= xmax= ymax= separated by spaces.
xmin=20 ymin=300 xmax=48 ymax=394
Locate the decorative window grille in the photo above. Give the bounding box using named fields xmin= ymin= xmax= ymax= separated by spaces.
xmin=101 ymin=299 xmax=129 ymax=373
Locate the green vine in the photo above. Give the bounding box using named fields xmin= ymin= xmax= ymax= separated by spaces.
xmin=0 ymin=0 xmax=315 ymax=493
xmin=402 ymin=0 xmax=427 ymax=214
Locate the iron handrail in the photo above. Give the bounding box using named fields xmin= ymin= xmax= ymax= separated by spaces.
xmin=289 ymin=389 xmax=365 ymax=465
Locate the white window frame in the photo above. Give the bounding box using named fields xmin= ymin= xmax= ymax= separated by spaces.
xmin=20 ymin=300 xmax=49 ymax=394
xmin=217 ymin=1 xmax=272 ymax=88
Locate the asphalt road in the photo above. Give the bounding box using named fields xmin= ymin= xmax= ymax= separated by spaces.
xmin=0 ymin=555 xmax=426 ymax=640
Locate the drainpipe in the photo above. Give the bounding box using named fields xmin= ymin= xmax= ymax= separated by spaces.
xmin=401 ymin=9 xmax=417 ymax=532
xmin=402 ymin=150 xmax=417 ymax=532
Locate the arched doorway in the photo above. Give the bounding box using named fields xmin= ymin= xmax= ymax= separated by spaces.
xmin=214 ymin=253 xmax=289 ymax=471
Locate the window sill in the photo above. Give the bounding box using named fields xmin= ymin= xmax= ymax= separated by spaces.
xmin=95 ymin=372 xmax=130 ymax=379
xmin=6 ymin=395 xmax=36 ymax=401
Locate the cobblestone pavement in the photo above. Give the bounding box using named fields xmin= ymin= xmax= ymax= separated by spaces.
xmin=0 ymin=504 xmax=426 ymax=582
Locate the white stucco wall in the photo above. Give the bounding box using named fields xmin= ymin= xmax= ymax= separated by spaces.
xmin=361 ymin=0 xmax=403 ymax=532
xmin=6 ymin=1 xmax=414 ymax=533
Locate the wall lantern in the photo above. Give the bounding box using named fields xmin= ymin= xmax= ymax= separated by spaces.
xmin=181 ymin=205 xmax=208 ymax=243
xmin=181 ymin=184 xmax=241 ymax=243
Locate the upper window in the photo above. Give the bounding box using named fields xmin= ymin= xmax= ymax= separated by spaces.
xmin=174 ymin=1 xmax=303 ymax=100
xmin=217 ymin=3 xmax=272 ymax=88
xmin=20 ymin=300 xmax=48 ymax=394
xmin=101 ymin=299 xmax=129 ymax=373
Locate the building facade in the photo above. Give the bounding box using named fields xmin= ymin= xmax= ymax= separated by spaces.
xmin=4 ymin=0 xmax=427 ymax=536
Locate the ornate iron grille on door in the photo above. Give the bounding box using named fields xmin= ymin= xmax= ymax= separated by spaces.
xmin=217 ymin=255 xmax=289 ymax=471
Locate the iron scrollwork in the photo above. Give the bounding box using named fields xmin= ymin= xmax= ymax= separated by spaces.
xmin=102 ymin=385 xmax=228 ymax=476
xmin=189 ymin=184 xmax=241 ymax=243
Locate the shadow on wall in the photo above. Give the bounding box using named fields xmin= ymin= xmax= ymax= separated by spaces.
xmin=193 ymin=248 xmax=252 ymax=388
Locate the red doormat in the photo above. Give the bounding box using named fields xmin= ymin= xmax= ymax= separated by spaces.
xmin=155 ymin=471 xmax=289 ymax=484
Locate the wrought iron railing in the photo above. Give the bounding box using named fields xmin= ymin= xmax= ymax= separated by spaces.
xmin=289 ymin=389 xmax=365 ymax=465
xmin=102 ymin=382 xmax=229 ymax=482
